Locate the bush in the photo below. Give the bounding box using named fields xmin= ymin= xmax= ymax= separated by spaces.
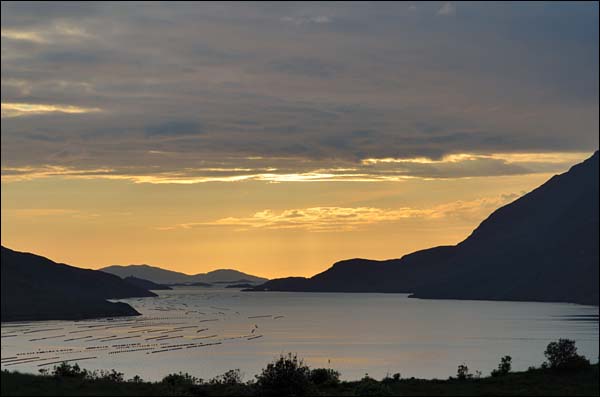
xmin=161 ymin=372 xmax=202 ymax=395
xmin=52 ymin=362 xmax=87 ymax=379
xmin=356 ymin=375 xmax=392 ymax=396
xmin=456 ymin=363 xmax=473 ymax=380
xmin=491 ymin=355 xmax=512 ymax=377
xmin=210 ymin=369 xmax=243 ymax=385
xmin=544 ymin=339 xmax=590 ymax=371
xmin=255 ymin=353 xmax=314 ymax=396
xmin=309 ymin=368 xmax=340 ymax=386
xmin=97 ymin=369 xmax=124 ymax=382
xmin=129 ymin=375 xmax=143 ymax=383
xmin=381 ymin=372 xmax=401 ymax=385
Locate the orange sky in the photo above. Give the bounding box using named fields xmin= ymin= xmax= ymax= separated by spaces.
xmin=1 ymin=3 xmax=598 ymax=278
xmin=1 ymin=154 xmax=589 ymax=278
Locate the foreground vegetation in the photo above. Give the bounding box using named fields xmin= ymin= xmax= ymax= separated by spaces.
xmin=2 ymin=339 xmax=598 ymax=396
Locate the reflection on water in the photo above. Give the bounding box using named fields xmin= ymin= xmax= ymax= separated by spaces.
xmin=1 ymin=288 xmax=598 ymax=380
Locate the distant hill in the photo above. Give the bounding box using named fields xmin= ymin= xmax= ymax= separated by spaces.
xmin=251 ymin=151 xmax=599 ymax=306
xmin=123 ymin=276 xmax=172 ymax=290
xmin=227 ymin=283 xmax=255 ymax=289
xmin=1 ymin=247 xmax=156 ymax=322
xmin=169 ymin=281 xmax=212 ymax=287
xmin=100 ymin=264 xmax=268 ymax=285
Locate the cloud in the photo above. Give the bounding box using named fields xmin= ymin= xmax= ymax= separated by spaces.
xmin=1 ymin=102 xmax=102 ymax=118
xmin=0 ymin=152 xmax=590 ymax=184
xmin=145 ymin=121 xmax=205 ymax=138
xmin=0 ymin=2 xmax=597 ymax=181
xmin=1 ymin=21 xmax=91 ymax=45
xmin=158 ymin=194 xmax=519 ymax=232
xmin=1 ymin=28 xmax=47 ymax=43
xmin=437 ymin=2 xmax=455 ymax=16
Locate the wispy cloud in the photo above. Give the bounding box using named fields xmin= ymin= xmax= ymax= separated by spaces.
xmin=1 ymin=102 xmax=102 ymax=118
xmin=1 ymin=28 xmax=47 ymax=43
xmin=158 ymin=194 xmax=518 ymax=232
xmin=0 ymin=152 xmax=589 ymax=184
xmin=1 ymin=21 xmax=90 ymax=44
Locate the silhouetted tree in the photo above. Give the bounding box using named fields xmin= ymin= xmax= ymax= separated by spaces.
xmin=491 ymin=356 xmax=512 ymax=377
xmin=544 ymin=339 xmax=590 ymax=370
xmin=309 ymin=368 xmax=340 ymax=386
xmin=255 ymin=353 xmax=314 ymax=396
xmin=52 ymin=362 xmax=87 ymax=379
xmin=456 ymin=363 xmax=473 ymax=380
xmin=210 ymin=369 xmax=243 ymax=385
xmin=161 ymin=372 xmax=202 ymax=395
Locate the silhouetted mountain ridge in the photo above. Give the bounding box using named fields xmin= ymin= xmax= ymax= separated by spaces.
xmin=1 ymin=247 xmax=156 ymax=322
xmin=100 ymin=264 xmax=268 ymax=285
xmin=250 ymin=151 xmax=599 ymax=305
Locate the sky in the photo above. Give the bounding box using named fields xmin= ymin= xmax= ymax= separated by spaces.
xmin=1 ymin=1 xmax=598 ymax=278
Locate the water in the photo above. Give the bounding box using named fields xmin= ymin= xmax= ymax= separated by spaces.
xmin=1 ymin=288 xmax=598 ymax=381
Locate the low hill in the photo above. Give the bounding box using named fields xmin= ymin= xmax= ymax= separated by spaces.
xmin=123 ymin=276 xmax=172 ymax=290
xmin=100 ymin=264 xmax=268 ymax=285
xmin=1 ymin=247 xmax=156 ymax=322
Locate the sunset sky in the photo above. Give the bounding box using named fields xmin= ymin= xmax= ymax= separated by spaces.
xmin=1 ymin=2 xmax=598 ymax=278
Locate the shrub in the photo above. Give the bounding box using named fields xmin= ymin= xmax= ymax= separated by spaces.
xmin=255 ymin=353 xmax=314 ymax=396
xmin=210 ymin=369 xmax=243 ymax=385
xmin=381 ymin=372 xmax=401 ymax=385
xmin=52 ymin=362 xmax=87 ymax=379
xmin=97 ymin=369 xmax=124 ymax=382
xmin=161 ymin=371 xmax=202 ymax=395
xmin=129 ymin=375 xmax=143 ymax=383
xmin=456 ymin=363 xmax=472 ymax=380
xmin=309 ymin=368 xmax=340 ymax=386
xmin=356 ymin=375 xmax=392 ymax=396
xmin=544 ymin=339 xmax=590 ymax=370
xmin=491 ymin=355 xmax=512 ymax=377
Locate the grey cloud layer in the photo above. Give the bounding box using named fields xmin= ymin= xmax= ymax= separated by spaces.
xmin=1 ymin=2 xmax=598 ymax=180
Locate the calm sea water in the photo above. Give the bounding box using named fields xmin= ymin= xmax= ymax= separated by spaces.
xmin=1 ymin=288 xmax=598 ymax=381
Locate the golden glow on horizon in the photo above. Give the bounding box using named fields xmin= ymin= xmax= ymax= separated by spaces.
xmin=1 ymin=169 xmax=564 ymax=278
xmin=1 ymin=152 xmax=589 ymax=184
xmin=361 ymin=152 xmax=591 ymax=165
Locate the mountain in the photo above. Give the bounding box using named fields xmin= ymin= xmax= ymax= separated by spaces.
xmin=99 ymin=264 xmax=191 ymax=284
xmin=250 ymin=151 xmax=599 ymax=306
xmin=100 ymin=264 xmax=268 ymax=285
xmin=123 ymin=276 xmax=172 ymax=290
xmin=1 ymin=247 xmax=156 ymax=322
